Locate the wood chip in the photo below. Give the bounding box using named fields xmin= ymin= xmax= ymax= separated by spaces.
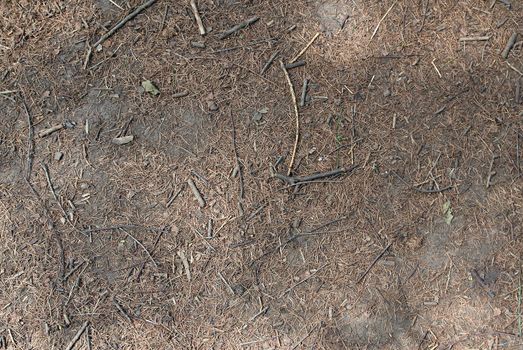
xmin=112 ymin=135 xmax=134 ymax=145
xmin=38 ymin=124 xmax=64 ymax=138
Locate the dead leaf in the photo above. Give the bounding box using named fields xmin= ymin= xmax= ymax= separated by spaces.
xmin=442 ymin=200 xmax=453 ymax=225
xmin=142 ymin=80 xmax=160 ymax=96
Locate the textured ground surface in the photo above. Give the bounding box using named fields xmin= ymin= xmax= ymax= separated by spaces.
xmin=1 ymin=0 xmax=523 ymax=349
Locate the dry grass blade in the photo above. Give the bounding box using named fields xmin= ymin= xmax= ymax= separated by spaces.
xmin=279 ymin=60 xmax=300 ymax=176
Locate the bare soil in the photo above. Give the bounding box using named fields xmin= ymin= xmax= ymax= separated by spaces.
xmin=1 ymin=0 xmax=523 ymax=349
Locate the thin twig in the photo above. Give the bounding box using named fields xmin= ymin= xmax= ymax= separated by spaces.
xmin=86 ymin=0 xmax=157 ymax=68
xmin=93 ymin=0 xmax=157 ymax=48
xmin=300 ymin=78 xmax=309 ymax=107
xmin=392 ymin=171 xmax=453 ymax=193
xmin=230 ymin=111 xmax=244 ymax=199
xmin=120 ymin=228 xmax=158 ymax=267
xmin=187 ymin=178 xmax=205 ymax=207
xmin=274 ymin=166 xmax=357 ymax=186
xmin=280 ymin=264 xmax=328 ymax=297
xmin=501 ymin=32 xmax=518 ymax=59
xmin=507 ymin=61 xmax=523 ymax=76
xmin=290 ymin=32 xmax=320 ymax=63
xmin=370 ymin=1 xmax=397 ymax=41
xmin=260 ymin=50 xmax=279 ymax=74
xmin=65 ymin=321 xmax=89 ymax=350
xmin=280 ymin=60 xmax=300 ymax=176
xmin=356 ymin=242 xmax=392 ymax=284
xmin=41 ymin=163 xmax=70 ymax=221
xmin=219 ymin=16 xmax=259 ymax=40
xmin=190 ymin=0 xmax=206 ymax=35
xmin=82 ymin=224 xmax=164 ymax=234
xmin=20 ymin=92 xmax=34 ymax=181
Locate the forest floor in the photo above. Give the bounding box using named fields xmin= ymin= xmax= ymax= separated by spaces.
xmin=1 ymin=0 xmax=523 ymax=349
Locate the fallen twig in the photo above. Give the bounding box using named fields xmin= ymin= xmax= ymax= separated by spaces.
xmin=290 ymin=32 xmax=320 ymax=63
xmin=120 ymin=228 xmax=158 ymax=267
xmin=85 ymin=0 xmax=157 ymax=67
xmin=65 ymin=321 xmax=89 ymax=350
xmin=280 ymin=60 xmax=300 ymax=176
xmin=459 ymin=36 xmax=490 ymax=42
xmin=507 ymin=61 xmax=523 ymax=76
xmin=281 ymin=264 xmax=328 ymax=297
xmin=260 ymin=50 xmax=279 ymax=74
xmin=187 ymin=178 xmax=206 ymax=207
xmin=41 ymin=163 xmax=70 ymax=222
xmin=501 ymin=32 xmax=518 ymax=59
xmin=486 ymin=154 xmax=499 ymax=188
xmin=38 ymin=124 xmax=64 ymax=138
xmin=284 ymin=60 xmax=306 ymax=70
xmin=219 ymin=16 xmax=259 ymax=40
xmin=230 ymin=111 xmax=244 ymax=199
xmin=82 ymin=224 xmax=165 ymax=234
xmin=190 ymin=0 xmax=206 ymax=35
xmin=392 ymin=170 xmax=453 ymax=194
xmin=113 ymin=298 xmax=132 ymax=322
xmin=273 ymin=165 xmax=357 ymax=186
xmin=300 ymin=78 xmax=309 ymax=107
xmin=356 ymin=242 xmax=392 ymax=284
xmin=370 ymin=1 xmax=397 ymax=41
xmin=20 ymin=92 xmax=34 ymax=181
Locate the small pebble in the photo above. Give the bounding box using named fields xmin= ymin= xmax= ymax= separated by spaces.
xmin=80 ymin=183 xmax=89 ymax=190
xmin=383 ymin=89 xmax=391 ymax=97
xmin=54 ymin=151 xmax=63 ymax=161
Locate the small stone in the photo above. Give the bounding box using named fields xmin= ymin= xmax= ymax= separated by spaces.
xmin=207 ymin=100 xmax=218 ymax=111
xmin=80 ymin=183 xmax=89 ymax=190
xmin=54 ymin=151 xmax=63 ymax=161
xmin=191 ymin=41 xmax=205 ymax=48
xmin=252 ymin=111 xmax=263 ymax=122
xmin=383 ymin=89 xmax=391 ymax=97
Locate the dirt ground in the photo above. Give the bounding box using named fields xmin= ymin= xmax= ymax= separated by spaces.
xmin=1 ymin=0 xmax=523 ymax=349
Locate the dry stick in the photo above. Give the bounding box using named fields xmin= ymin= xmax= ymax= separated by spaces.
xmin=392 ymin=170 xmax=453 ymax=193
xmin=280 ymin=264 xmax=327 ymax=297
xmin=119 ymin=228 xmax=158 ymax=267
xmin=166 ymin=185 xmax=185 ymax=208
xmin=252 ymin=218 xmax=347 ymax=265
xmin=517 ymin=131 xmax=521 ymax=177
xmin=356 ymin=242 xmax=392 ymax=284
xmin=486 ymin=154 xmax=499 ymax=189
xmin=459 ymin=36 xmax=490 ymax=42
xmin=84 ymin=0 xmax=157 ymax=67
xmin=135 ymin=227 xmax=167 ymax=281
xmin=502 ymin=32 xmax=518 ymax=59
xmin=41 ymin=163 xmax=70 ymax=222
xmin=300 ymin=78 xmax=309 ymax=107
xmin=38 ymin=124 xmax=64 ymax=138
xmin=20 ymin=93 xmax=34 ymax=181
xmin=113 ymin=298 xmax=132 ymax=322
xmin=82 ymin=224 xmax=164 ymax=233
xmin=274 ymin=165 xmax=357 ymax=186
xmin=260 ymin=50 xmax=279 ymax=74
xmin=280 ymin=60 xmax=300 ymax=176
xmin=219 ymin=16 xmax=259 ymax=40
xmin=370 ymin=1 xmax=398 ymax=41
xmin=290 ymin=32 xmax=320 ymax=63
xmin=190 ymin=0 xmax=206 ymax=35
xmin=285 ymin=60 xmax=306 ymax=70
xmin=507 ymin=62 xmax=523 ymax=76
xmin=65 ymin=321 xmax=89 ymax=350
xmin=230 ymin=111 xmax=244 ymax=199
xmin=187 ymin=178 xmax=205 ymax=207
